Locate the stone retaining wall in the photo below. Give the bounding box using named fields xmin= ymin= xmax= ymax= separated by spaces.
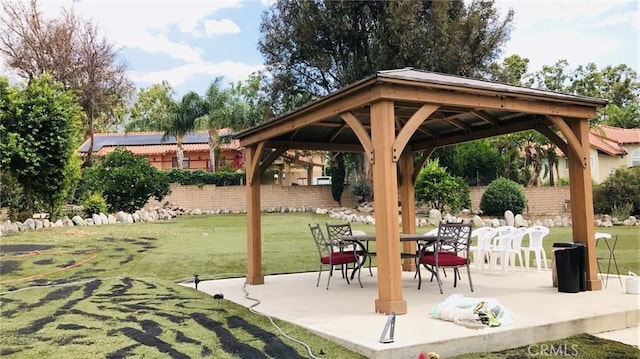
xmin=146 ymin=184 xmax=359 ymax=212
xmin=148 ymin=184 xmax=571 ymax=216
xmin=469 ymin=186 xmax=572 ymax=216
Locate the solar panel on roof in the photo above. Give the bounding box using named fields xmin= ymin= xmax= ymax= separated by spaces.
xmin=79 ymin=132 xmax=210 ymax=152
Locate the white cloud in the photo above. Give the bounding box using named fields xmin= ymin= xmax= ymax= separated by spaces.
xmin=129 ymin=61 xmax=263 ymax=87
xmin=593 ymin=11 xmax=639 ymax=29
xmin=33 ymin=0 xmax=242 ymax=63
xmin=496 ymin=0 xmax=637 ymax=71
xmin=203 ymin=19 xmax=241 ymax=36
xmin=497 ymin=0 xmax=632 ymax=29
xmin=503 ymin=27 xmax=616 ymax=71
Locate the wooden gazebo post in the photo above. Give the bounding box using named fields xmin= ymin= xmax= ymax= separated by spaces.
xmin=567 ymin=120 xmax=601 ymax=290
xmin=245 ymin=144 xmax=264 ymax=285
xmin=370 ymin=100 xmax=407 ymax=314
xmin=399 ymin=149 xmax=417 ymax=271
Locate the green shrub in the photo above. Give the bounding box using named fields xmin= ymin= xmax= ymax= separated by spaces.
xmin=611 ymin=202 xmax=633 ymax=220
xmin=480 ymin=177 xmax=527 ymax=216
xmin=351 ymin=180 xmax=372 ymax=203
xmin=166 ymin=168 xmax=245 ymax=186
xmin=82 ymin=192 xmax=107 ymax=216
xmin=415 ymin=159 xmax=470 ymax=213
xmin=593 ymin=166 xmax=640 ymax=216
xmin=83 ymin=148 xmax=171 ymax=213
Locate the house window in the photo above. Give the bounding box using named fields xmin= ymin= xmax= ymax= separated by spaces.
xmin=172 ymin=156 xmax=190 ymax=168
xmin=564 ymin=158 xmax=569 ymax=170
xmin=632 ymin=149 xmax=640 ymax=166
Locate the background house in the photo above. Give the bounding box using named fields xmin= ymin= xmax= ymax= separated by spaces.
xmin=78 ymin=131 xmax=242 ymax=171
xmin=78 ymin=131 xmax=326 ymax=183
xmin=556 ymin=125 xmax=640 ymax=183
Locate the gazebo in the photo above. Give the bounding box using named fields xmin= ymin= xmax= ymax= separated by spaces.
xmin=233 ymin=68 xmax=608 ymax=315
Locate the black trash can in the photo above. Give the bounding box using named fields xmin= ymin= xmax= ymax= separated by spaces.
xmin=553 ymin=242 xmax=587 ymax=293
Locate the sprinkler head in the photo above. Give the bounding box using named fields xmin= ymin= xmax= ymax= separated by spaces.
xmin=194 ymin=274 xmax=201 ymax=289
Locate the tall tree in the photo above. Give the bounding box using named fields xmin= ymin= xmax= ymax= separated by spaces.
xmin=0 ymin=74 xmax=83 ymax=217
xmin=258 ymin=0 xmax=513 ymax=200
xmin=125 ymin=81 xmax=175 ymax=132
xmin=163 ymin=91 xmax=207 ymax=170
xmin=532 ymin=60 xmax=640 ymax=128
xmin=259 ymin=0 xmax=514 ymax=112
xmin=486 ymin=54 xmax=532 ymax=86
xmin=0 ymin=0 xmax=133 ymax=165
xmin=197 ymin=78 xmax=233 ymax=172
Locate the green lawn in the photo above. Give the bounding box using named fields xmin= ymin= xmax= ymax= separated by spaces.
xmin=0 ymin=213 xmax=638 ymax=358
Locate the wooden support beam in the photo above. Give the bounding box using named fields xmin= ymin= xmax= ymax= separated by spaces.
xmin=393 ymin=104 xmax=439 ymax=161
xmin=370 ymin=100 xmax=407 ymax=315
xmin=547 ymin=115 xmax=588 ymax=167
xmin=380 ymin=83 xmax=599 ymax=118
xmin=247 ymin=141 xmax=264 ymax=186
xmin=566 ymin=120 xmax=601 ymax=291
xmin=341 ymin=111 xmax=374 ymax=163
xmin=268 ymin=140 xmax=364 ymax=153
xmin=471 ymin=110 xmax=500 ymax=127
xmin=444 ymin=117 xmax=472 ymax=133
xmin=411 ymin=119 xmax=540 ymax=150
xmin=535 ymin=124 xmax=568 ymax=155
xmin=239 ymin=88 xmax=380 ymax=147
xmin=259 ymin=146 xmax=288 ymax=174
xmin=245 ymin=144 xmax=264 ymax=285
xmin=399 ymin=149 xmax=417 ymax=272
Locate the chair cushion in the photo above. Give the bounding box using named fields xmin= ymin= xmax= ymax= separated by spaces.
xmin=321 ymin=252 xmax=357 ymax=265
xmin=420 ymin=253 xmax=468 ymax=266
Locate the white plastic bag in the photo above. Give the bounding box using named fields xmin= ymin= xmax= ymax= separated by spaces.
xmin=429 ymin=294 xmax=514 ymax=327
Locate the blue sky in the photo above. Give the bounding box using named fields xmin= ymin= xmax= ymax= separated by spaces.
xmin=2 ymin=0 xmax=638 ymax=98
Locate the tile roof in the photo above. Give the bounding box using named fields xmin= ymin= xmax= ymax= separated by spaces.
xmin=588 ymin=132 xmax=626 ymax=156
xmin=96 ymin=143 xmax=213 ymax=156
xmin=597 ymin=125 xmax=640 ymax=144
xmin=587 ymin=126 xmax=640 ymax=156
xmin=79 ymin=130 xmax=236 ymax=152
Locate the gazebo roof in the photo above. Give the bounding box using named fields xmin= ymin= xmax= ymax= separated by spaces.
xmin=235 ymin=68 xmax=607 ymax=153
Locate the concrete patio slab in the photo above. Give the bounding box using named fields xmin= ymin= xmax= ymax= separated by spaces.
xmin=193 ymin=268 xmax=639 ymax=358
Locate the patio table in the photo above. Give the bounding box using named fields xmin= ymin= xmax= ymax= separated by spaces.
xmin=339 ymin=234 xmax=439 ymax=280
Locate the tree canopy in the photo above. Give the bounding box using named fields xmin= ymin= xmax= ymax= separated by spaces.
xmin=0 ymin=74 xmax=83 ymax=218
xmin=259 ymin=0 xmax=514 ymax=114
xmin=0 ymin=0 xmax=133 ymax=164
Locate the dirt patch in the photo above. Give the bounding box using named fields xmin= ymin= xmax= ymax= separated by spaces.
xmin=33 ymin=258 xmax=54 ymax=265
xmin=58 ymin=323 xmax=92 ymax=330
xmin=0 ymin=244 xmax=54 ymax=253
xmin=40 ymin=286 xmax=80 ymax=304
xmin=227 ymin=315 xmax=302 ymax=358
xmin=55 ymin=334 xmax=87 ymax=346
xmin=118 ymin=327 xmax=189 ymax=359
xmin=0 ymin=260 xmax=20 ymax=275
xmin=119 ymin=254 xmax=134 ymax=265
xmin=139 ymin=319 xmax=163 ymax=337
xmin=64 ymin=229 xmax=91 ymax=237
xmin=190 ymin=312 xmax=268 ymax=358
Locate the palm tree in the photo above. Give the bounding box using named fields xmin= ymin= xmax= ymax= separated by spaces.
xmin=196 ymin=77 xmax=249 ymax=172
xmin=162 ymin=91 xmax=206 ymax=169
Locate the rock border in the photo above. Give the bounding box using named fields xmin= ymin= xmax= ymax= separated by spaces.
xmin=1 ymin=205 xmax=636 ymax=237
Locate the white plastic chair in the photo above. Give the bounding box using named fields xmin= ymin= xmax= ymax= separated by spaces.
xmin=506 ymin=228 xmax=528 ymax=272
xmin=488 ymin=227 xmax=527 ymax=272
xmin=522 ymin=226 xmax=550 ymax=271
xmin=469 ymin=227 xmax=497 ymax=271
xmin=495 ymin=225 xmax=517 ymax=246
